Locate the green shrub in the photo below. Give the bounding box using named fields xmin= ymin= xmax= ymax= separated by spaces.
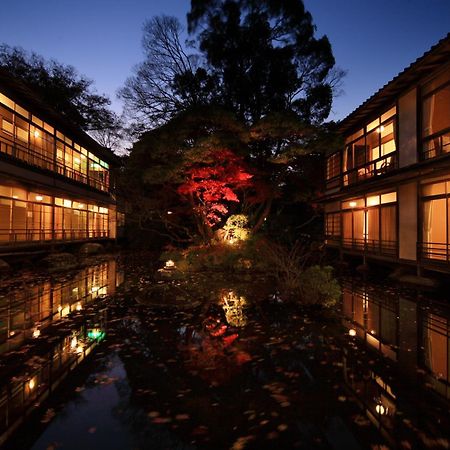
xmin=297 ymin=265 xmax=341 ymax=308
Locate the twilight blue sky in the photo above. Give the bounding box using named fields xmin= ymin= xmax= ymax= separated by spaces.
xmin=0 ymin=0 xmax=449 ymax=121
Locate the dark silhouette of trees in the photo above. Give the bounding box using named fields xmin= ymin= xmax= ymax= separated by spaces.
xmin=120 ymin=1 xmax=344 ymax=243
xmin=188 ymin=0 xmax=342 ymax=125
xmin=0 ymin=45 xmax=120 ymax=137
xmin=120 ymin=16 xmax=217 ymax=133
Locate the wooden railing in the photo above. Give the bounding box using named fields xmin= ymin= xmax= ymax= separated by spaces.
xmin=418 ymin=242 xmax=450 ymax=263
xmin=0 ymin=228 xmax=109 ymax=245
xmin=341 ymin=237 xmax=398 ymax=257
xmin=343 ymin=152 xmax=397 ymax=186
xmin=0 ymin=135 xmax=109 ymax=192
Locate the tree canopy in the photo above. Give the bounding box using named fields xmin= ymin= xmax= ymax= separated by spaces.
xmin=120 ymin=0 xmax=344 ymax=244
xmin=0 ymin=44 xmax=121 ymax=138
xmin=188 ymin=0 xmax=341 ymax=125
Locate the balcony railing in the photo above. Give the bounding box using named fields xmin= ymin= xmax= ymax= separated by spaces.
xmin=341 ymin=237 xmax=398 ymax=257
xmin=0 ymin=135 xmax=109 ymax=193
xmin=0 ymin=228 xmax=109 ymax=245
xmin=418 ymin=242 xmax=450 ymax=263
xmin=422 ymin=132 xmax=450 ymax=160
xmin=343 ymin=153 xmax=398 ymax=186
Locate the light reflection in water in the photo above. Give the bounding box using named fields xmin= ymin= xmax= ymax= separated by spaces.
xmin=221 ymin=290 xmax=248 ymax=328
xmin=0 ymin=260 xmax=124 ymax=354
xmin=0 ymin=257 xmax=123 ymax=447
xmin=341 ymin=279 xmax=450 ymax=445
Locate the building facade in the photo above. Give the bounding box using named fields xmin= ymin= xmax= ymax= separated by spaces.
xmin=0 ymin=70 xmax=120 ymax=250
xmin=323 ymin=34 xmax=450 ymax=273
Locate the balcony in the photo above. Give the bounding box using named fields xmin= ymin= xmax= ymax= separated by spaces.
xmin=418 ymin=242 xmax=450 ymax=263
xmin=341 ymin=238 xmax=398 ymax=257
xmin=343 ymin=153 xmax=397 ymax=186
xmin=0 ymin=135 xmax=109 ymax=193
xmin=0 ymin=229 xmax=109 ymax=246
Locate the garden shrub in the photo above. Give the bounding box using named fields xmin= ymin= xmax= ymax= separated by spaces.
xmin=297 ymin=265 xmax=341 ymax=307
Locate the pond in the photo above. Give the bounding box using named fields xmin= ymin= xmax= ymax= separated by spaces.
xmin=1 ymin=253 xmax=449 ymax=449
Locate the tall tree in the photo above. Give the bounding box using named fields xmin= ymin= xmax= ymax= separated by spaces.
xmin=120 ymin=16 xmax=217 ymax=132
xmin=0 ymin=45 xmax=119 ymax=135
xmin=188 ymin=0 xmax=342 ymax=125
xmin=120 ymin=106 xmax=268 ymax=243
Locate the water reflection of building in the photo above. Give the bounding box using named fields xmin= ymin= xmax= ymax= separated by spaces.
xmin=0 ymin=258 xmax=123 ymax=446
xmin=421 ymin=307 xmax=450 ymax=400
xmin=0 ymin=259 xmax=124 ymax=354
xmin=341 ymin=281 xmax=450 ymax=445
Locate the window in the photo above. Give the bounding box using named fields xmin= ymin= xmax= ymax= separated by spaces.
xmin=0 ymin=185 xmax=114 ymax=244
xmin=325 ymin=212 xmax=340 ymax=243
xmin=422 ymin=72 xmax=450 ymax=159
xmin=341 ymin=191 xmax=397 ymax=255
xmin=421 ymin=180 xmax=450 ymax=261
xmin=326 ymin=153 xmax=340 ymax=186
xmin=0 ymin=89 xmax=111 ymax=191
xmin=343 ymin=108 xmax=397 ymax=185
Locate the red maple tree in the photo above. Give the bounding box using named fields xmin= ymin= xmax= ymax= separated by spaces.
xmin=177 ymin=149 xmax=253 ymax=230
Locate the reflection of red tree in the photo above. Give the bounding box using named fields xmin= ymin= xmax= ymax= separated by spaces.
xmin=180 ymin=315 xmax=252 ymax=385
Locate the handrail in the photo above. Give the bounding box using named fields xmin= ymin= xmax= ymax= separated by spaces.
xmin=343 ymin=152 xmax=397 ymax=186
xmin=0 ymin=135 xmax=109 ymax=192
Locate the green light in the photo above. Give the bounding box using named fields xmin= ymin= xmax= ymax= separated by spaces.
xmin=87 ymin=328 xmax=105 ymax=341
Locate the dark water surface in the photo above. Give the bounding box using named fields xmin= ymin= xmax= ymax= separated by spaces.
xmin=1 ymin=254 xmax=449 ymax=449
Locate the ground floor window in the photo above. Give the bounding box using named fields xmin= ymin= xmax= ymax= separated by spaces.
xmin=421 ymin=180 xmax=450 ymax=261
xmin=340 ymin=191 xmax=397 ymax=256
xmin=0 ymin=184 xmax=113 ymax=244
xmin=325 ymin=212 xmax=340 ymax=244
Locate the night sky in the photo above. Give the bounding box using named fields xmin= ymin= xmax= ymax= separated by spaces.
xmin=1 ymin=0 xmax=449 ymax=122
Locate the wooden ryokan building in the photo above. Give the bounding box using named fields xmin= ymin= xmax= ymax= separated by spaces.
xmin=0 ymin=69 xmax=121 ymax=253
xmin=323 ymin=33 xmax=450 ymax=273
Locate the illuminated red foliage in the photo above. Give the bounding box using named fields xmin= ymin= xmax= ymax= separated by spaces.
xmin=177 ymin=149 xmax=253 ymax=226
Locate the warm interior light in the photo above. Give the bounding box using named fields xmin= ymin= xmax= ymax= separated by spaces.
xmin=90 ymin=286 xmax=100 ymax=294
xmin=76 ymin=345 xmax=83 ymax=354
xmin=35 ymin=195 xmax=43 ymax=201
xmin=28 ymin=378 xmax=35 ymax=390
xmin=74 ymin=158 xmax=81 ymax=165
xmin=71 ymin=336 xmax=78 ymax=349
xmin=349 ymin=201 xmax=357 ymax=208
xmin=376 ymin=125 xmax=385 ymax=134
xmin=165 ymin=259 xmax=175 ymax=268
xmin=32 ymin=328 xmax=41 ymax=338
xmin=375 ymin=403 xmax=386 ymax=415
xmin=349 ymin=328 xmax=357 ymax=336
xmin=76 ymin=302 xmax=82 ymax=311
xmin=33 ymin=130 xmax=40 ymax=138
xmin=167 ymin=211 xmax=173 ymax=215
xmin=57 ymin=305 xmax=62 ymax=313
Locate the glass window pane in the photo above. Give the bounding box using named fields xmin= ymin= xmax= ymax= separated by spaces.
xmin=366 ymin=195 xmax=380 ymax=207
xmin=381 ymin=106 xmax=396 ymax=123
xmin=423 ymin=85 xmax=450 ymax=137
xmin=381 ymin=205 xmax=397 ymax=242
xmin=381 ymin=192 xmax=397 ymax=204
xmin=423 ymin=183 xmax=446 ymax=197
